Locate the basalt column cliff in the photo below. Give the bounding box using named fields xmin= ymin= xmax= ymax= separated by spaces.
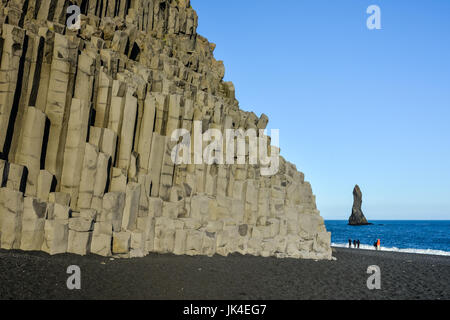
xmin=0 ymin=0 xmax=331 ymax=260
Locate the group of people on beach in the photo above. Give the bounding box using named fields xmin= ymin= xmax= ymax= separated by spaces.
xmin=348 ymin=239 xmax=381 ymax=250
xmin=348 ymin=239 xmax=361 ymax=249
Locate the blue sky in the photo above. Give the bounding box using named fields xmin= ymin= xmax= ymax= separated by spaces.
xmin=191 ymin=0 xmax=450 ymax=220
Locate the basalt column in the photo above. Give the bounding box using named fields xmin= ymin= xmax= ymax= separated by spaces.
xmin=0 ymin=0 xmax=331 ymax=260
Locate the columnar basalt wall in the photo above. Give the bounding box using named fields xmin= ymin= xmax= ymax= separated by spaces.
xmin=0 ymin=0 xmax=331 ymax=260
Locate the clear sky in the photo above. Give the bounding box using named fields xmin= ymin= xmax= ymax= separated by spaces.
xmin=191 ymin=0 xmax=450 ymax=220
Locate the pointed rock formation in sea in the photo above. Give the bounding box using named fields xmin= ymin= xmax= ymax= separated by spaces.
xmin=348 ymin=185 xmax=371 ymax=226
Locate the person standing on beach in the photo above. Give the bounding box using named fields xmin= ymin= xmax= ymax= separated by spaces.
xmin=377 ymin=239 xmax=381 ymax=251
xmin=349 ymin=239 xmax=352 ymax=248
xmin=353 ymin=240 xmax=357 ymax=248
xmin=357 ymin=240 xmax=360 ymax=249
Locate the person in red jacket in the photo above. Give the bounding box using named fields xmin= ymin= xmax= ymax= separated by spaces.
xmin=376 ymin=239 xmax=381 ymax=251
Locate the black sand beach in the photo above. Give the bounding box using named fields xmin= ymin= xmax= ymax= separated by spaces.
xmin=0 ymin=248 xmax=448 ymax=300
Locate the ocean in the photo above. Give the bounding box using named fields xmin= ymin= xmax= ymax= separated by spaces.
xmin=325 ymin=220 xmax=450 ymax=256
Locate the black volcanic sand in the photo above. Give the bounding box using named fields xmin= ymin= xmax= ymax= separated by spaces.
xmin=0 ymin=248 xmax=449 ymax=300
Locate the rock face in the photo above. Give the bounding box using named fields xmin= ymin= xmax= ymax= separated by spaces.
xmin=0 ymin=0 xmax=331 ymax=260
xmin=348 ymin=185 xmax=370 ymax=226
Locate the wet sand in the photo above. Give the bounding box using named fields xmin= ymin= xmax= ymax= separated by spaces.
xmin=0 ymin=247 xmax=448 ymax=300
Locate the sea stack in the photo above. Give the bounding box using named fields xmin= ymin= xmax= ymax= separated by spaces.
xmin=348 ymin=185 xmax=371 ymax=226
